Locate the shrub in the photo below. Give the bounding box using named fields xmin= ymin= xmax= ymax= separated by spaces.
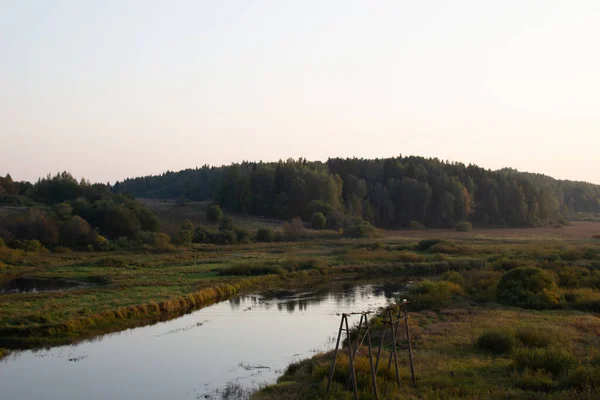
xmin=234 ymin=227 xmax=251 ymax=244
xmin=497 ymin=267 xmax=560 ymax=309
xmin=98 ymin=257 xmax=131 ymax=268
xmin=152 ymin=232 xmax=176 ymax=252
xmin=517 ymin=369 xmax=554 ymax=392
xmin=516 ymin=328 xmax=552 ymax=348
xmin=256 ymin=228 xmax=275 ymax=243
xmin=416 ymin=239 xmax=445 ymax=251
xmin=343 ymin=223 xmax=376 ymax=238
xmin=311 ymin=212 xmax=326 ymax=230
xmin=455 ymin=221 xmax=473 ymax=232
xmin=442 ymin=271 xmax=465 ymax=287
xmin=215 ymin=230 xmax=237 ymax=245
xmin=181 ymin=219 xmax=194 ymax=231
xmin=219 ymin=215 xmax=234 ymax=231
xmin=557 ymin=266 xmax=589 ymax=288
xmin=193 ymin=225 xmax=215 ymax=243
xmin=396 ymin=251 xmax=426 ymax=263
xmin=563 ymin=365 xmax=600 ymax=389
xmin=476 ymin=331 xmax=516 ymax=355
xmin=512 ymin=347 xmax=576 ymax=377
xmin=409 ymin=280 xmax=463 ymax=308
xmin=206 ymin=205 xmax=223 ymax=223
xmin=21 ymin=240 xmax=44 ymax=253
xmin=60 ymin=216 xmax=94 ymax=248
xmin=175 ymin=229 xmax=194 ymax=246
xmin=325 ymin=210 xmax=346 ymax=231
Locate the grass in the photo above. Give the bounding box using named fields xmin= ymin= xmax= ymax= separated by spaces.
xmin=1 ymin=216 xmax=600 ymax=398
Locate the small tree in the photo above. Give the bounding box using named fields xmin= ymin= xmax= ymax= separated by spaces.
xmin=181 ymin=219 xmax=194 ymax=231
xmin=206 ymin=205 xmax=223 ymax=223
xmin=256 ymin=228 xmax=275 ymax=242
xmin=311 ymin=212 xmax=326 ymax=230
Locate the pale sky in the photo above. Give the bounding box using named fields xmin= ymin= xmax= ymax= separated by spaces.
xmin=1 ymin=1 xmax=599 ymax=184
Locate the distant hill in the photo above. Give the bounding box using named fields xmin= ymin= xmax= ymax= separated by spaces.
xmin=114 ymin=156 xmax=600 ymax=228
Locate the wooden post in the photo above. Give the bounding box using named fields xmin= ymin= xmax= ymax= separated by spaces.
xmin=387 ymin=308 xmax=401 ymax=388
xmin=365 ymin=319 xmax=379 ymax=400
xmin=344 ymin=315 xmax=359 ymax=400
xmin=327 ymin=314 xmax=346 ymax=394
xmin=403 ymin=306 xmax=416 ymax=387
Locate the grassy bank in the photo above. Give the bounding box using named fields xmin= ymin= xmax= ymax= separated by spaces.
xmin=1 ymin=229 xmax=599 ymax=362
xmin=254 ymin=306 xmax=600 ymax=400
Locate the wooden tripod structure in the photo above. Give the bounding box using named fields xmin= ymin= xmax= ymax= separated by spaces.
xmin=327 ymin=305 xmax=416 ymax=399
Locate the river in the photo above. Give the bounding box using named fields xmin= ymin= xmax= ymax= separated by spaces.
xmin=0 ymin=280 xmax=404 ymax=400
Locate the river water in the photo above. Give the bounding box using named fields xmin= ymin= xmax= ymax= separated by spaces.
xmin=0 ymin=280 xmax=403 ymax=400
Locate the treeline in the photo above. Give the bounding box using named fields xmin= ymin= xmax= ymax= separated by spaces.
xmin=0 ymin=173 xmax=159 ymax=249
xmin=115 ymin=156 xmax=600 ymax=228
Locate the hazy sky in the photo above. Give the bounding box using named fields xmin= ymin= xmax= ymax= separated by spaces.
xmin=1 ymin=1 xmax=599 ymax=184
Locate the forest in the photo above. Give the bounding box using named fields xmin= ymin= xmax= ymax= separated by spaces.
xmin=114 ymin=156 xmax=600 ymax=228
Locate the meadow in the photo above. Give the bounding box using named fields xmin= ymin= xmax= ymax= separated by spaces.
xmin=1 ymin=203 xmax=599 ymax=399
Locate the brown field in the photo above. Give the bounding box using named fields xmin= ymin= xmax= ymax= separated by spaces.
xmin=383 ymin=221 xmax=600 ymax=240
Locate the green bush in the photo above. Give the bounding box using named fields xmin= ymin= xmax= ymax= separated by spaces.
xmin=409 ymin=280 xmax=463 ymax=308
xmin=181 ymin=219 xmax=194 ymax=231
xmin=256 ymin=228 xmax=275 ymax=243
xmin=476 ymin=331 xmax=516 ymax=355
xmin=98 ymin=257 xmax=131 ymax=268
xmin=563 ymin=365 xmax=600 ymax=389
xmin=193 ymin=226 xmax=215 ymax=243
xmin=206 ymin=205 xmax=223 ymax=223
xmin=512 ymin=347 xmax=576 ymax=377
xmin=416 ymin=239 xmax=446 ymax=251
xmin=516 ymin=328 xmax=552 ymax=348
xmin=175 ymin=229 xmax=194 ymax=246
xmin=343 ymin=223 xmax=376 ymax=238
xmin=283 ymin=217 xmax=305 ymax=239
xmin=311 ymin=212 xmax=326 ymax=230
xmin=517 ymin=369 xmax=554 ymax=392
xmin=151 ymin=232 xmax=176 ymax=252
xmin=497 ymin=267 xmax=560 ymax=309
xmin=455 ymin=221 xmax=473 ymax=232
xmin=219 ymin=262 xmax=284 ymax=276
xmin=219 ymin=215 xmax=234 ymax=231
xmin=234 ymin=227 xmax=251 ymax=244
xmin=215 ymin=230 xmax=237 ymax=245
xmin=21 ymin=240 xmax=45 ymax=253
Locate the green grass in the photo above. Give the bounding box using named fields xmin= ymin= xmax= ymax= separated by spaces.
xmin=1 ymin=229 xmax=599 ymax=400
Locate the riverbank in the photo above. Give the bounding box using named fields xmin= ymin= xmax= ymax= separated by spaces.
xmin=1 ymin=233 xmax=599 ymax=362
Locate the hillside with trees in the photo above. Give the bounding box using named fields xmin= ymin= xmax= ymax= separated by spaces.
xmin=114 ymin=156 xmax=600 ymax=228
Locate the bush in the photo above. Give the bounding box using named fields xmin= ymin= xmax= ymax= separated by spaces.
xmin=455 ymin=221 xmax=473 ymax=232
xmin=181 ymin=219 xmax=194 ymax=231
xmin=517 ymin=369 xmax=554 ymax=392
xmin=311 ymin=212 xmax=326 ymax=230
xmin=152 ymin=232 xmax=176 ymax=252
xmin=563 ymin=365 xmax=600 ymax=389
xmin=193 ymin=225 xmax=215 ymax=243
xmin=516 ymin=328 xmax=552 ymax=348
xmin=215 ymin=230 xmax=237 ymax=245
xmin=476 ymin=331 xmax=516 ymax=355
xmin=52 ymin=202 xmax=72 ymax=220
xmin=512 ymin=347 xmax=576 ymax=377
xmin=175 ymin=229 xmax=194 ymax=246
xmin=256 ymin=228 xmax=275 ymax=243
xmin=396 ymin=251 xmax=426 ymax=263
xmin=206 ymin=205 xmax=223 ymax=223
xmin=234 ymin=227 xmax=251 ymax=244
xmin=409 ymin=280 xmax=463 ymax=308
xmin=556 ymin=266 xmax=589 ymax=288
xmin=98 ymin=257 xmax=131 ymax=268
xmin=497 ymin=267 xmax=560 ymax=309
xmin=343 ymin=223 xmax=376 ymax=238
xmin=52 ymin=246 xmax=71 ymax=254
xmin=22 ymin=240 xmax=44 ymax=253
xmin=219 ymin=215 xmax=234 ymax=231
xmin=416 ymin=239 xmax=446 ymax=251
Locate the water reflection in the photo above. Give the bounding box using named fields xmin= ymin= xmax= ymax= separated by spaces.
xmin=0 ymin=277 xmax=91 ymax=294
xmin=0 ymin=279 xmax=405 ymax=400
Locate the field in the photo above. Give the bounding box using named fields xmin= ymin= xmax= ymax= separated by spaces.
xmin=1 ymin=201 xmax=599 ymax=399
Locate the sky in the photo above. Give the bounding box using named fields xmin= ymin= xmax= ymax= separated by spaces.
xmin=1 ymin=0 xmax=599 ymax=184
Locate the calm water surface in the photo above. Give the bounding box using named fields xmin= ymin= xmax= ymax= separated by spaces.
xmin=0 ymin=280 xmax=403 ymax=400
